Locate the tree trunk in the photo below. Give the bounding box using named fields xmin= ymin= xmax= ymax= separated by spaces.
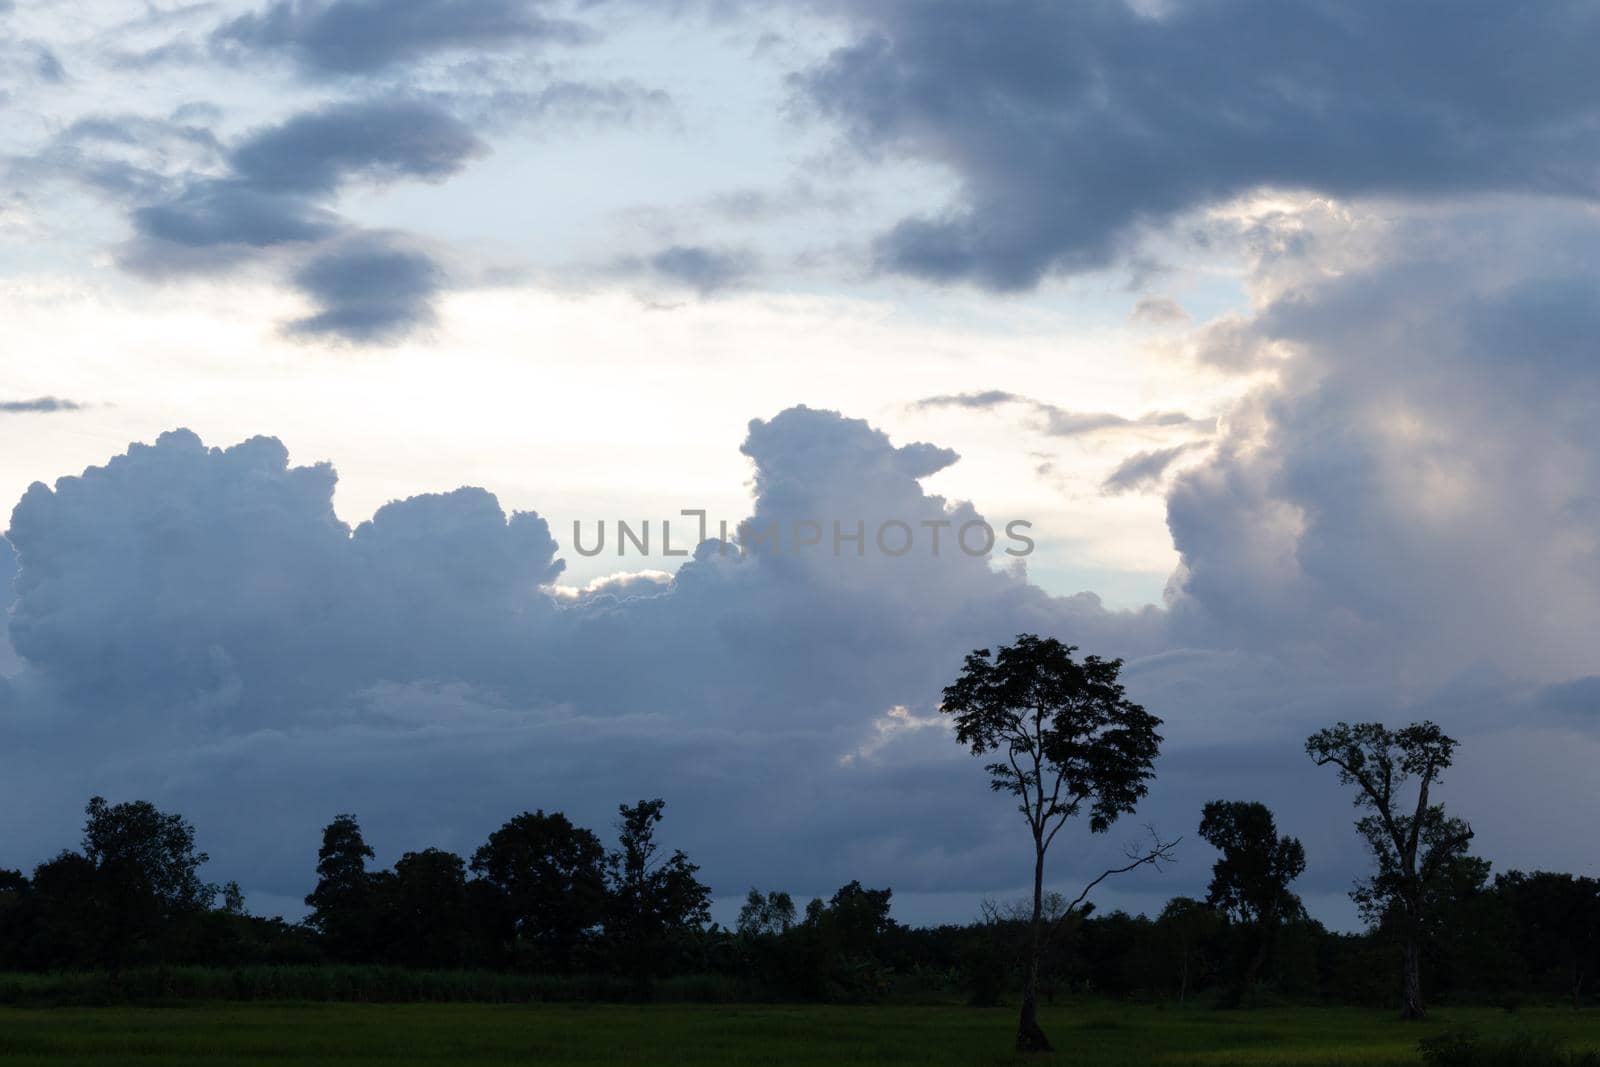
xmin=1016 ymin=846 xmax=1054 ymax=1053
xmin=1178 ymin=948 xmax=1188 ymax=1005
xmin=1400 ymin=934 xmax=1425 ymax=1020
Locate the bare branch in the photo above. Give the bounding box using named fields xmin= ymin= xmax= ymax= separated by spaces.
xmin=1049 ymin=825 xmax=1181 ymax=933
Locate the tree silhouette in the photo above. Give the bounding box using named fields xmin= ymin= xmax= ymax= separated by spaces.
xmin=1306 ymin=720 xmax=1474 ymax=1020
xmin=737 ymin=889 xmax=796 ymax=938
xmin=304 ymin=814 xmax=377 ymax=962
xmin=1198 ymin=800 xmax=1305 ymax=1001
xmin=606 ymin=799 xmax=712 ymax=983
xmin=942 ymin=634 xmax=1168 ymax=1052
xmin=1495 ymin=870 xmax=1600 ymax=1008
xmin=385 ymin=848 xmax=471 ymax=969
xmin=1154 ymin=897 xmax=1221 ymax=1004
xmin=471 ymin=810 xmax=608 ymax=971
xmin=80 ymin=796 xmax=213 ymax=975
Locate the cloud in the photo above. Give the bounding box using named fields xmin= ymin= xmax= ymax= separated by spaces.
xmin=1165 ymin=201 xmax=1600 ymax=684
xmin=128 ymin=184 xmax=340 ymax=259
xmin=14 ymin=114 xmax=222 ymax=203
xmin=460 ymin=80 xmax=674 ymax=131
xmin=104 ymin=99 xmax=482 ymax=340
xmin=285 ymin=231 xmax=447 ymax=343
xmin=2 ymin=365 xmax=1599 ymax=923
xmin=1130 ymin=297 xmax=1189 ymax=327
xmin=1101 ymin=443 xmax=1201 ymax=496
xmin=798 ymin=0 xmax=1600 ymax=289
xmin=32 ymin=46 xmax=66 ymax=83
xmin=0 ymin=398 xmax=85 ymax=414
xmin=20 ymin=85 xmax=643 ymax=344
xmin=214 ymin=0 xmax=595 ymax=76
xmin=914 ymin=391 xmax=1213 ymax=439
xmin=838 ymin=705 xmax=944 ymax=766
xmin=4 ymin=428 xmax=563 ymax=715
xmin=0 ymin=406 xmax=1170 ymax=908
xmin=645 ymin=244 xmax=759 ymax=295
xmin=228 ymin=98 xmax=487 ymax=194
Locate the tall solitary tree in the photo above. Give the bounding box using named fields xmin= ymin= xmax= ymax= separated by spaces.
xmin=304 ymin=814 xmax=377 ymax=962
xmin=1197 ymin=800 xmax=1305 ymax=1000
xmin=1306 ymin=720 xmax=1474 ymax=1020
xmin=942 ymin=634 xmax=1170 ymax=1052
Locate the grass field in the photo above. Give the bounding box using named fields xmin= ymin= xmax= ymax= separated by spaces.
xmin=1 ymin=1002 xmax=1599 ymax=1066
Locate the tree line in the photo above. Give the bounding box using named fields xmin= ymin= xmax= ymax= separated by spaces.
xmin=0 ymin=636 xmax=1594 ymax=1041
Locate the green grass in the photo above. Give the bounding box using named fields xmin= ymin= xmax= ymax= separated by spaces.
xmin=0 ymin=1002 xmax=1597 ymax=1065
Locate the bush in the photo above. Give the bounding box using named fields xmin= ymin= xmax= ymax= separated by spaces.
xmin=1419 ymin=1030 xmax=1600 ymax=1067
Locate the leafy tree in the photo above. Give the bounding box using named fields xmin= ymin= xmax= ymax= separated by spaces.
xmin=1198 ymin=800 xmax=1306 ymax=999
xmin=788 ymin=882 xmax=898 ymax=1002
xmin=26 ymin=851 xmax=98 ymax=968
xmin=737 ymin=889 xmax=796 ymax=938
xmin=386 ymin=847 xmax=470 ymax=969
xmin=0 ymin=868 xmax=28 ymax=969
xmin=1306 ymin=721 xmax=1475 ymax=1020
xmin=824 ymin=881 xmax=895 ymax=958
xmin=1153 ymin=896 xmax=1222 ymax=1004
xmin=471 ymin=810 xmax=608 ymax=971
xmin=942 ymin=634 xmax=1170 ymax=1052
xmin=80 ymin=796 xmax=214 ymax=974
xmin=218 ymin=881 xmax=247 ymax=916
xmin=304 ymin=814 xmax=378 ymax=962
xmin=1495 ymin=870 xmax=1600 ymax=1007
xmin=606 ymin=799 xmax=712 ymax=981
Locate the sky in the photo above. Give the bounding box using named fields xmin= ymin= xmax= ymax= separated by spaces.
xmin=2 ymin=0 xmax=1598 ymax=929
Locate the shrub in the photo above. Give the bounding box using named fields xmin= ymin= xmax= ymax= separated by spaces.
xmin=1419 ymin=1029 xmax=1600 ymax=1067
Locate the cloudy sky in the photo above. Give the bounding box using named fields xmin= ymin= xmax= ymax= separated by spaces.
xmin=2 ymin=0 xmax=1598 ymax=927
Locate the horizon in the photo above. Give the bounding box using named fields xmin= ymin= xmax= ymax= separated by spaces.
xmin=4 ymin=0 xmax=1600 ymax=950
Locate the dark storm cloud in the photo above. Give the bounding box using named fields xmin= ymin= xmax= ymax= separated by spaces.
xmin=2 ymin=365 xmax=1598 ymax=921
xmin=213 ymin=0 xmax=595 ymax=76
xmin=121 ymin=97 xmax=483 ymax=251
xmin=0 ymin=407 xmax=1168 ymax=909
xmin=285 ymin=232 xmax=447 ymax=343
xmin=915 ymin=391 xmax=1213 ymax=439
xmin=0 ymin=398 xmax=85 ymax=414
xmin=19 ymin=77 xmax=647 ymax=342
xmin=1538 ymin=677 xmax=1600 ymax=719
xmin=108 ymin=99 xmax=482 ymax=339
xmin=1101 ymin=443 xmax=1200 ymax=496
xmin=131 ymin=183 xmax=340 ymax=252
xmin=228 ymin=98 xmax=487 ymax=193
xmin=799 ymin=0 xmax=1600 ymax=288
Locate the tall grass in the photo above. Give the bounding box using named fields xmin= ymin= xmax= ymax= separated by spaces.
xmin=1420 ymin=1030 xmax=1600 ymax=1067
xmin=0 ymin=967 xmax=743 ymax=1006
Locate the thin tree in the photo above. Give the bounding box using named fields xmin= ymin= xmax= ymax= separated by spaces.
xmin=606 ymin=799 xmax=712 ymax=986
xmin=1306 ymin=720 xmax=1474 ymax=1020
xmin=304 ymin=814 xmax=377 ymax=962
xmin=1197 ymin=800 xmax=1305 ymax=1001
xmin=942 ymin=634 xmax=1173 ymax=1052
